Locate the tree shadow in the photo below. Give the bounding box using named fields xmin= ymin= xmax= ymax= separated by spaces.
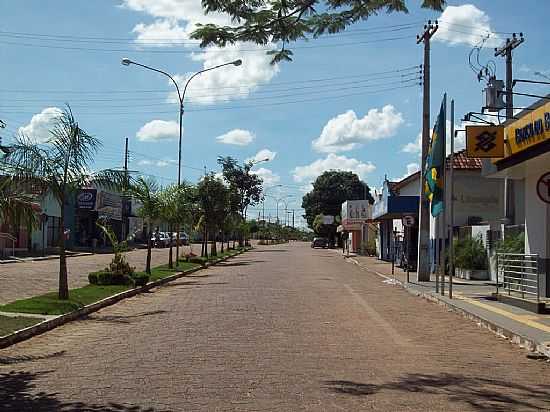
xmin=324 ymin=373 xmax=550 ymax=411
xmin=0 ymin=370 xmax=172 ymax=411
xmin=0 ymin=351 xmax=66 ymax=366
xmin=253 ymin=249 xmax=288 ymax=253
xmin=87 ymin=310 xmax=168 ymax=324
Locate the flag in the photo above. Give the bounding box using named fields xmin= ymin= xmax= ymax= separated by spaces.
xmin=424 ymin=94 xmax=446 ymax=217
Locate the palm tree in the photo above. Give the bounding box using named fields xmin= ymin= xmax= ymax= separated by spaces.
xmin=0 ymin=176 xmax=40 ymax=234
xmin=128 ymin=177 xmax=160 ymax=275
xmin=159 ymin=183 xmax=192 ymax=269
xmin=3 ymin=106 xmax=125 ymax=299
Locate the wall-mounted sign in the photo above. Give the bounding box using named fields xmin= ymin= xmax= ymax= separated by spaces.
xmin=76 ymin=189 xmax=97 ymax=209
xmin=341 ymin=200 xmax=372 ymax=224
xmin=97 ymin=191 xmax=122 ymax=220
xmin=536 ymin=172 xmax=550 ymax=204
xmin=466 ymin=125 xmax=504 ymax=158
xmin=506 ymin=101 xmax=550 ymax=155
xmin=402 ymin=215 xmax=415 ymax=227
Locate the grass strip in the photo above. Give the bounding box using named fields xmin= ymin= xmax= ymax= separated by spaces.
xmin=146 ymin=261 xmax=200 ymax=282
xmin=0 ymin=285 xmax=129 ymax=316
xmin=0 ymin=315 xmax=44 ymax=337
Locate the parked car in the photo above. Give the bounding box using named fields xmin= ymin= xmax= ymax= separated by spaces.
xmin=152 ymin=232 xmax=171 ymax=248
xmin=311 ymin=237 xmax=328 ymax=248
xmin=171 ymin=232 xmax=189 ymax=246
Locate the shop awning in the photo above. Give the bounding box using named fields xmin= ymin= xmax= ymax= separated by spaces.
xmin=373 ymin=195 xmax=419 ymax=221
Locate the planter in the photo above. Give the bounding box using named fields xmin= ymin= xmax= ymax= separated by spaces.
xmin=456 ymin=267 xmax=489 ymax=281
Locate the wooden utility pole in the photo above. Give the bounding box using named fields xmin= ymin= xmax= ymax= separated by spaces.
xmin=416 ymin=20 xmax=438 ymax=282
xmin=122 ymin=137 xmax=129 ymax=241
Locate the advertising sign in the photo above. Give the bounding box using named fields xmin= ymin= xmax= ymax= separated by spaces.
xmin=506 ymin=101 xmax=550 ymax=155
xmin=76 ymin=189 xmax=97 ymax=210
xmin=322 ymin=215 xmax=334 ymax=225
xmin=466 ymin=126 xmax=504 ymax=158
xmin=341 ymin=200 xmax=371 ymax=225
xmin=402 ymin=215 xmax=415 ymax=227
xmin=97 ymin=191 xmax=122 ymax=220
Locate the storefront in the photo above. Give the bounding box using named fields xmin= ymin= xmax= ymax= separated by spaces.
xmin=340 ymin=200 xmax=373 ymax=254
xmin=484 ymin=97 xmax=550 ymax=296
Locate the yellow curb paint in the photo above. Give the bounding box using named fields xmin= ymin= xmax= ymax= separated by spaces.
xmin=454 ymin=294 xmax=550 ymax=333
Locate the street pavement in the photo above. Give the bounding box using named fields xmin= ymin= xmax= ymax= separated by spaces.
xmin=0 ymin=245 xmax=204 ymax=304
xmin=1 ymin=242 xmax=549 ymax=411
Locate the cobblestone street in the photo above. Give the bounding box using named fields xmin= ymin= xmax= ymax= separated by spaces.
xmin=1 ymin=242 xmax=549 ymax=411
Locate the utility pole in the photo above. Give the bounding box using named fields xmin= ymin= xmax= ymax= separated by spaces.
xmin=495 ymin=33 xmax=524 ymax=225
xmin=416 ymin=20 xmax=438 ymax=282
xmin=292 ymin=209 xmax=295 ymax=229
xmin=122 ymin=137 xmax=129 ymax=241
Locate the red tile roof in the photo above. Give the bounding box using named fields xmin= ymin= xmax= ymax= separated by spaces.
xmin=447 ymin=149 xmax=482 ymax=170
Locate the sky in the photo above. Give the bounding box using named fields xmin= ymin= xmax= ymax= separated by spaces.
xmin=1 ymin=0 xmax=549 ymax=227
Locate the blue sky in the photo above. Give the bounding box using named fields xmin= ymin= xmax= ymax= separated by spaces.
xmin=1 ymin=1 xmax=549 ymax=226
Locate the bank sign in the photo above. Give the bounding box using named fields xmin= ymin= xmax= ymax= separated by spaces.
xmin=507 ymin=101 xmax=550 ymax=155
xmin=76 ymin=189 xmax=97 ymax=209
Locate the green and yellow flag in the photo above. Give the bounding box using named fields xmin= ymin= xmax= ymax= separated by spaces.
xmin=424 ymin=95 xmax=446 ymax=217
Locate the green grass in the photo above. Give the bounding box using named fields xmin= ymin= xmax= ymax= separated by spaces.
xmin=0 ymin=285 xmax=130 ymax=316
xmin=0 ymin=315 xmax=44 ymax=337
xmin=0 ymin=247 xmax=245 ymax=317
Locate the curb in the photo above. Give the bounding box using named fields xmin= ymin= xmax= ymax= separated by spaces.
xmin=0 ymin=249 xmax=247 ymax=349
xmin=0 ymin=252 xmax=94 ymax=264
xmin=345 ymin=256 xmax=550 ymax=359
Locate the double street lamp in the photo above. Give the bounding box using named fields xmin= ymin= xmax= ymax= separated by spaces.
xmin=122 ymin=57 xmax=243 ymax=263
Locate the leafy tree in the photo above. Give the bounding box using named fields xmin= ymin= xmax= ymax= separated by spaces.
xmin=197 ymin=173 xmax=230 ymax=257
xmin=159 ymin=183 xmax=193 ymax=268
xmin=302 ymin=171 xmax=373 ymax=239
xmin=129 ymin=177 xmax=161 ymax=275
xmin=192 ymin=0 xmax=444 ymax=63
xmin=3 ymin=107 xmax=125 ymax=299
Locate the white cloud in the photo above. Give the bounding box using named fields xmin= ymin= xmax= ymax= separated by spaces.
xmin=292 ymin=153 xmax=376 ymax=183
xmin=393 ymin=162 xmax=420 ymax=182
xmin=248 ymin=148 xmax=277 ymax=163
xmin=136 ymin=119 xmax=180 ymax=142
xmin=137 ymin=158 xmax=177 ymax=168
xmin=402 ymin=132 xmax=422 ymax=154
xmin=434 ymin=4 xmax=500 ymax=47
xmin=312 ymin=105 xmax=404 ymax=153
xmin=122 ymin=0 xmax=279 ymax=105
xmin=216 ymin=129 xmax=254 ymax=146
xmin=18 ymin=107 xmax=63 ymax=143
xmin=402 ymin=120 xmax=465 ymax=156
xmin=133 ymin=19 xmax=188 ymax=47
xmin=251 ymin=167 xmax=280 ymax=186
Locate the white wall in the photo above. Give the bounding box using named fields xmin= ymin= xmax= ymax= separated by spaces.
xmin=525 ymin=166 xmax=549 ymax=258
xmin=31 ymin=191 xmax=61 ymax=250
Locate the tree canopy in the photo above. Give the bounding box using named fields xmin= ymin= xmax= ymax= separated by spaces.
xmin=302 ymin=170 xmax=374 ymax=229
xmin=192 ymin=0 xmax=445 ymax=63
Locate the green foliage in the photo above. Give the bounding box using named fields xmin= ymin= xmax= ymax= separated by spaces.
xmin=191 ymin=1 xmax=445 ymax=63
xmin=454 ymin=236 xmax=488 ymax=271
xmin=0 ymin=177 xmax=39 ymax=233
xmin=88 ymin=270 xmax=132 ymax=286
xmin=497 ymin=231 xmax=525 ymax=254
xmin=130 ymin=272 xmax=150 ymax=287
xmin=365 ymin=239 xmax=377 ymax=256
xmin=0 ymin=315 xmax=43 ymax=337
xmin=93 ymin=221 xmax=135 ymax=284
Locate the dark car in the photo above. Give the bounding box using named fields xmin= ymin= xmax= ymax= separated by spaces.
xmin=311 ymin=237 xmax=328 ymax=248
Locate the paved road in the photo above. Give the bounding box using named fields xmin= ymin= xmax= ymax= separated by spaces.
xmin=1 ymin=243 xmax=549 ymax=411
xmin=0 ymin=244 xmax=205 ymax=304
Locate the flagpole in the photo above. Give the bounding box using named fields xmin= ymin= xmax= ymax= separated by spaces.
xmin=440 ymin=94 xmax=447 ymax=296
xmin=449 ymin=99 xmax=455 ymax=299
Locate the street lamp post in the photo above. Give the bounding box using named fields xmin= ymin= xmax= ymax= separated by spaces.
xmin=122 ymin=57 xmax=242 ymax=264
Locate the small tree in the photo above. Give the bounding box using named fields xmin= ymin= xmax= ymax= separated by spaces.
xmin=0 ymin=176 xmax=40 ymax=238
xmin=128 ymin=177 xmax=160 ymax=275
xmin=197 ymin=173 xmax=229 ymax=257
xmin=4 ymin=107 xmax=125 ymax=299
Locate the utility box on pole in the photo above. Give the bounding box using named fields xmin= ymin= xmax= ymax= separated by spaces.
xmin=484 ymin=78 xmax=505 ymax=112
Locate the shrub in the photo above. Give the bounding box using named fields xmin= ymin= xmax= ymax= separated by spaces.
xmin=189 ymin=257 xmax=206 ymax=266
xmin=497 ymin=231 xmax=525 ymax=254
xmin=88 ymin=270 xmax=132 ymax=286
xmin=88 ymin=271 xmax=99 ymax=285
xmin=454 ymin=235 xmax=488 ymax=270
xmin=131 ymin=273 xmax=150 ymax=287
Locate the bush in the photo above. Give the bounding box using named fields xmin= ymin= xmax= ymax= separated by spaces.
xmin=497 ymin=231 xmax=524 ymax=254
xmin=88 ymin=270 xmax=132 ymax=286
xmin=130 ymin=273 xmax=150 ymax=287
xmin=189 ymin=257 xmax=206 ymax=266
xmin=454 ymin=236 xmax=488 ymax=270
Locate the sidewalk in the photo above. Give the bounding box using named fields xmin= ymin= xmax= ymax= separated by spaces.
xmin=342 ymin=252 xmax=550 ymax=358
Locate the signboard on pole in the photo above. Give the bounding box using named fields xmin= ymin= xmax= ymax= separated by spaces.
xmin=466 ymin=125 xmax=504 ymax=158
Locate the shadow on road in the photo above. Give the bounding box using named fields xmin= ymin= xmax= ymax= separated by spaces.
xmin=253 ymin=249 xmax=288 ymax=253
xmin=324 ymin=373 xmax=550 ymax=411
xmin=216 ymin=260 xmax=264 ymax=267
xmin=87 ymin=310 xmax=168 ymax=324
xmin=0 ymin=370 xmax=172 ymax=411
xmin=0 ymin=351 xmax=66 ymax=366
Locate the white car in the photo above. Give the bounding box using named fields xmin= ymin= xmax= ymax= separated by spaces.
xmin=151 ymin=232 xmax=171 ymax=248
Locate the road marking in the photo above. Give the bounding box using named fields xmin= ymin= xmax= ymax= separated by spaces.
xmin=454 ymin=293 xmax=550 ymax=333
xmin=343 ymin=283 xmax=411 ymax=347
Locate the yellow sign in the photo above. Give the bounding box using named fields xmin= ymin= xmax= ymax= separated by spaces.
xmin=506 ymin=101 xmax=550 ymax=155
xmin=466 ymin=126 xmax=504 ymax=158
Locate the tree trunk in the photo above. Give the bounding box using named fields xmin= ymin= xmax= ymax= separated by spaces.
xmin=58 ymin=200 xmax=69 ymax=300
xmin=146 ymin=228 xmax=152 ymax=275
xmin=168 ymin=225 xmax=173 ymax=269
xmin=220 ymin=231 xmax=224 ymax=253
xmin=204 ymin=228 xmax=209 ymax=259
xmin=211 ymin=235 xmax=217 ymax=256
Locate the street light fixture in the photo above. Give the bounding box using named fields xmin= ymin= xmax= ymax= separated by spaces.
xmin=122 ymin=57 xmax=243 ymax=263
